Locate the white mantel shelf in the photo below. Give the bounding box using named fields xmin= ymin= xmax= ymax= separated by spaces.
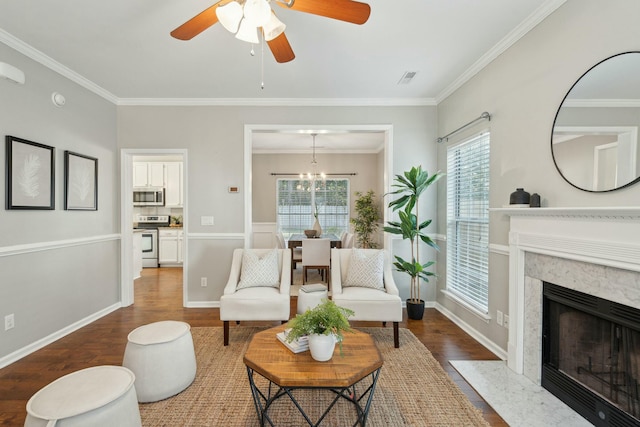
xmin=491 ymin=206 xmax=640 ymax=219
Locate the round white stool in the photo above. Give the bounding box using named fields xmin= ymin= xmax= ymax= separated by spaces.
xmin=24 ymin=365 xmax=141 ymax=427
xmin=123 ymin=320 xmax=196 ymax=403
xmin=297 ymin=284 xmax=329 ymax=314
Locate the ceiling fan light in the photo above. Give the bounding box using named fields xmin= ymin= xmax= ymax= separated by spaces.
xmin=216 ymin=1 xmax=243 ymax=33
xmin=262 ymin=13 xmax=286 ymax=41
xmin=235 ymin=18 xmax=260 ymax=44
xmin=243 ymin=0 xmax=271 ymax=27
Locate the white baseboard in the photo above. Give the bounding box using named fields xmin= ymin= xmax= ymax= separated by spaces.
xmin=0 ymin=303 xmax=121 ymax=369
xmin=435 ymin=302 xmax=508 ymax=360
xmin=186 ymin=301 xmax=220 ymax=308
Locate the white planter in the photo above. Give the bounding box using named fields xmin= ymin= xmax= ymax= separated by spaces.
xmin=308 ymin=333 xmax=336 ymax=362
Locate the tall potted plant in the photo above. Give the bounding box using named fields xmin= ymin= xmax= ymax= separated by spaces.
xmin=350 ymin=190 xmax=380 ymax=248
xmin=384 ymin=166 xmax=443 ymax=320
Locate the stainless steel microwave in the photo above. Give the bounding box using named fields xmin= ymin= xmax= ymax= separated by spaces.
xmin=133 ymin=187 xmax=165 ymax=206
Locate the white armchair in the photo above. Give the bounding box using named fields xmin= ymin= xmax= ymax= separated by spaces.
xmin=220 ymin=248 xmax=291 ymax=345
xmin=330 ymin=248 xmax=402 ymax=347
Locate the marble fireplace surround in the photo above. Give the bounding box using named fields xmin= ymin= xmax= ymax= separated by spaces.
xmin=497 ymin=207 xmax=640 ymax=384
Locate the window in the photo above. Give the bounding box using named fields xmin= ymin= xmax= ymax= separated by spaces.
xmin=446 ymin=132 xmax=490 ymax=313
xmin=276 ymin=179 xmax=349 ymax=239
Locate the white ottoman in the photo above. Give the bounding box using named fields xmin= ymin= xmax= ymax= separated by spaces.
xmin=24 ymin=365 xmax=141 ymax=427
xmin=123 ymin=320 xmax=196 ymax=403
xmin=297 ymin=283 xmax=329 ymax=314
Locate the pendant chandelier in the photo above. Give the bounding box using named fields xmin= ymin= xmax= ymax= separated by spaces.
xmin=300 ymin=133 xmax=326 ymax=181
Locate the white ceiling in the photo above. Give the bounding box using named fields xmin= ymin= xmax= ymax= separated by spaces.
xmin=0 ymin=0 xmax=565 ymax=151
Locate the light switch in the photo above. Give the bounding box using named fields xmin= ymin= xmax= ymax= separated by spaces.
xmin=200 ymin=216 xmax=214 ymax=226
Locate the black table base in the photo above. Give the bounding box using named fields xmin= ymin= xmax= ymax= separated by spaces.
xmin=246 ymin=367 xmax=381 ymax=427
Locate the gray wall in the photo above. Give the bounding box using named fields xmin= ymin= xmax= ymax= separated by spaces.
xmin=435 ymin=0 xmax=640 ymax=352
xmin=117 ymin=105 xmax=439 ymax=303
xmin=0 ymin=43 xmax=118 ymax=362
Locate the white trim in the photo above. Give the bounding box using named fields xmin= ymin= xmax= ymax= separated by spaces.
xmin=188 ymin=233 xmax=245 ymax=240
xmin=185 ymin=301 xmax=220 ymax=308
xmin=489 ymin=243 xmax=509 ymax=256
xmin=0 ymin=28 xmax=118 ymax=104
xmin=441 ymin=290 xmax=492 ymax=322
xmin=0 ymin=303 xmax=121 ymax=369
xmin=435 ymin=302 xmax=507 ymax=361
xmin=117 ymin=98 xmax=436 ymax=107
xmin=436 ymin=0 xmax=567 ymax=103
xmin=0 ymin=234 xmax=119 ymax=257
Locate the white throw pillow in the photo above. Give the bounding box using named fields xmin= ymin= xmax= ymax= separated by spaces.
xmin=343 ymin=249 xmax=385 ymax=290
xmin=237 ymin=249 xmax=280 ymax=289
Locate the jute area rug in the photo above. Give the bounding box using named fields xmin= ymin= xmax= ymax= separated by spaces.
xmin=139 ymin=327 xmax=490 ymax=426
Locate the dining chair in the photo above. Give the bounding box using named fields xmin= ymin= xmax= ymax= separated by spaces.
xmin=342 ymin=232 xmax=354 ymax=249
xmin=301 ymin=238 xmax=331 ymax=286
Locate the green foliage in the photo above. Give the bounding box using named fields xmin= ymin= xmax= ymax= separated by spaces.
xmin=350 ymin=190 xmax=380 ymax=248
xmin=286 ymin=299 xmax=354 ymax=345
xmin=384 ymin=166 xmax=444 ymax=303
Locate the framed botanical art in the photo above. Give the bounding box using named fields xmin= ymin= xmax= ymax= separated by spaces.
xmin=64 ymin=151 xmax=98 ymax=211
xmin=5 ymin=135 xmax=55 ymax=210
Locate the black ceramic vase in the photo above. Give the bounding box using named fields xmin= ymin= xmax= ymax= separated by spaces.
xmin=509 ymin=188 xmax=530 ymax=205
xmin=406 ymin=299 xmax=425 ymax=320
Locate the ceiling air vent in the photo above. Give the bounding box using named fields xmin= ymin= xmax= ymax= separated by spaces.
xmin=398 ymin=71 xmax=418 ymax=85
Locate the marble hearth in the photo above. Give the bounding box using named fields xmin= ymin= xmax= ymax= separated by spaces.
xmin=497 ymin=207 xmax=640 ymax=383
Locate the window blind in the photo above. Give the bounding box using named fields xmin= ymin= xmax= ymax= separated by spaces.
xmin=446 ymin=132 xmax=490 ymax=313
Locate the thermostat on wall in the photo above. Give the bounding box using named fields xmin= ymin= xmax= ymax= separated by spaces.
xmin=228 ymin=186 xmax=239 ymax=193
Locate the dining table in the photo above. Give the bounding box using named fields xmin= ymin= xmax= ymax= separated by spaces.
xmin=287 ymin=233 xmax=342 ymax=283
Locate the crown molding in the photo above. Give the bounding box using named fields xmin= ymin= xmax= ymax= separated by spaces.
xmin=116 ymin=97 xmax=437 ymax=107
xmin=435 ymin=0 xmax=567 ymax=104
xmin=0 ymin=28 xmax=118 ymax=104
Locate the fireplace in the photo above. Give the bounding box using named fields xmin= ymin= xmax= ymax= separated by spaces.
xmin=498 ymin=207 xmax=640 ymax=420
xmin=542 ymin=282 xmax=640 ymax=426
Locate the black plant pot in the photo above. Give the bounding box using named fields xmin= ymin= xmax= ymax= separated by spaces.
xmin=406 ymin=299 xmax=425 ymax=320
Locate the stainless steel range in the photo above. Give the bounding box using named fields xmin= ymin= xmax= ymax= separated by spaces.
xmin=134 ymin=215 xmax=170 ymax=268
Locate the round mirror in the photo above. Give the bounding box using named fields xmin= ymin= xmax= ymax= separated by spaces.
xmin=551 ymin=52 xmax=640 ymax=192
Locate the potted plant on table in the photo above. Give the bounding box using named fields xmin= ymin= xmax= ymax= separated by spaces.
xmin=286 ymin=299 xmax=354 ymax=361
xmin=350 ymin=190 xmax=380 ymax=248
xmin=384 ymin=166 xmax=444 ymax=320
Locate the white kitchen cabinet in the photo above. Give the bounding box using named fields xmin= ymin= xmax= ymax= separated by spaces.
xmin=164 ymin=162 xmax=183 ymax=207
xmin=159 ymin=228 xmax=184 ymax=265
xmin=133 ymin=162 xmax=165 ymax=187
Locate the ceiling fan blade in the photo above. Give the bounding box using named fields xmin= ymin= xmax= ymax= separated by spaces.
xmin=266 ymin=32 xmax=295 ymax=63
xmin=274 ymin=0 xmax=371 ymax=25
xmin=170 ymin=2 xmax=223 ymax=40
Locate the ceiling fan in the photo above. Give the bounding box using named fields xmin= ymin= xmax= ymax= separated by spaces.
xmin=170 ymin=0 xmax=371 ymax=64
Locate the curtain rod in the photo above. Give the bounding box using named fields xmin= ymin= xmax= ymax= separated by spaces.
xmin=436 ymin=111 xmax=491 ymax=143
xmin=270 ymin=173 xmax=357 ymax=176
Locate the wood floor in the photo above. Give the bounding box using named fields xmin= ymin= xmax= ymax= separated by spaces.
xmin=0 ymin=267 xmax=508 ymax=426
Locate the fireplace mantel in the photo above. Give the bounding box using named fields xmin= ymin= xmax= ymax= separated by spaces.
xmin=496 ymin=206 xmax=640 ymax=376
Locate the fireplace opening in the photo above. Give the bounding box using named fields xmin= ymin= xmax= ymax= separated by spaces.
xmin=542 ymin=282 xmax=640 ymax=427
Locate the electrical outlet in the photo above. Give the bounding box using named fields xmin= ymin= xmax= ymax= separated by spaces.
xmin=504 ymin=314 xmax=509 ymax=329
xmin=201 ymin=277 xmax=207 ymax=287
xmin=5 ymin=314 xmax=15 ymax=331
xmin=496 ymin=310 xmax=503 ymax=326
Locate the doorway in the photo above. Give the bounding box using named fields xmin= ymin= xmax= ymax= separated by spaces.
xmin=244 ymin=124 xmax=393 ymax=250
xmin=120 ymin=149 xmax=188 ymax=307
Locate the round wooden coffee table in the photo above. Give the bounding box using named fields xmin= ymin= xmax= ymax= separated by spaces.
xmin=243 ymin=324 xmax=383 ymax=426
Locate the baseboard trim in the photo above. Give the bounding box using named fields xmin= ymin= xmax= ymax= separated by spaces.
xmin=0 ymin=303 xmax=121 ymax=369
xmin=186 ymin=301 xmax=220 ymax=308
xmin=435 ymin=302 xmax=508 ymax=361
